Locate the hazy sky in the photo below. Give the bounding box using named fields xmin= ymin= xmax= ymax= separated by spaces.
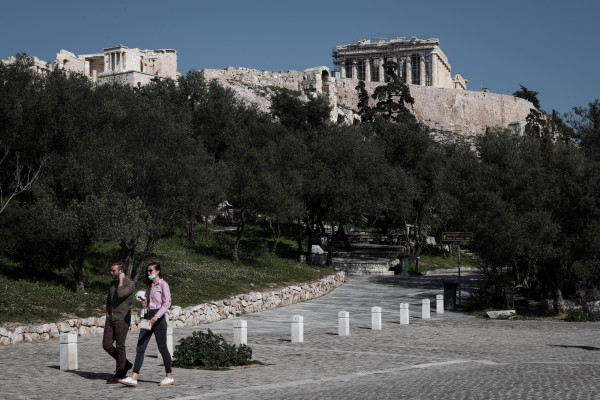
xmin=1 ymin=0 xmax=598 ymax=115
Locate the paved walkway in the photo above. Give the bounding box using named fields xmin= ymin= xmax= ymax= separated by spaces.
xmin=2 ymin=273 xmax=600 ymax=399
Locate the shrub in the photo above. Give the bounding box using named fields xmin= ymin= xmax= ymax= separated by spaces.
xmin=173 ymin=329 xmax=255 ymax=369
xmin=565 ymin=309 xmax=600 ymax=322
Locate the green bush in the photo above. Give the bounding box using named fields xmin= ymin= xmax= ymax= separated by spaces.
xmin=173 ymin=329 xmax=255 ymax=369
xmin=565 ymin=309 xmax=600 ymax=322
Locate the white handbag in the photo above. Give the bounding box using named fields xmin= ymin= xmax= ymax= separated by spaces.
xmin=138 ymin=319 xmax=152 ymax=330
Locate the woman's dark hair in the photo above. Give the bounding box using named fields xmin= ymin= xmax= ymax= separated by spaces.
xmin=145 ymin=262 xmax=162 ymax=301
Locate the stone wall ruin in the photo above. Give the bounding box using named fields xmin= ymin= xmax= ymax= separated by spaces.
xmin=54 ymin=44 xmax=178 ymax=86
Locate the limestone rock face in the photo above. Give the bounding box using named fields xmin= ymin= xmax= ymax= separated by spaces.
xmin=200 ymin=66 xmax=534 ymax=137
xmin=409 ymin=85 xmax=533 ymax=136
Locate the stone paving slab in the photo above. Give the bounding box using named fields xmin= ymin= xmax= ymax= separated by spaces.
xmin=2 ymin=274 xmax=600 ymax=399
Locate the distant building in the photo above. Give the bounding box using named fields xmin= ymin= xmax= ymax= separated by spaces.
xmin=3 ymin=55 xmax=52 ymax=74
xmin=332 ymin=37 xmax=467 ymax=90
xmin=54 ymin=44 xmax=178 ymax=86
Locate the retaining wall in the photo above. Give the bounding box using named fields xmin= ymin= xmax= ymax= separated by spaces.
xmin=0 ymin=271 xmax=345 ymax=346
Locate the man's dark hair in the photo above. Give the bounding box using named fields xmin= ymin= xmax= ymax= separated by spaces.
xmin=112 ymin=262 xmax=126 ymax=272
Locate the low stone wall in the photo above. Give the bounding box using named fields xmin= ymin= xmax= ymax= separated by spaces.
xmin=0 ymin=271 xmax=345 ymax=346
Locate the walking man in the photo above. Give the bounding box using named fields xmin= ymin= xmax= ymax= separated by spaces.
xmin=103 ymin=262 xmax=135 ymax=383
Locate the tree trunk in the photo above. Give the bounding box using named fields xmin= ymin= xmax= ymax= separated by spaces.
xmin=119 ymin=237 xmax=138 ymax=278
xmin=401 ymin=220 xmax=413 ymax=257
xmin=338 ymin=224 xmax=352 ymax=250
xmin=326 ymin=225 xmax=336 ymax=266
xmin=554 ymin=287 xmax=566 ymax=314
xmin=513 ymin=256 xmax=520 ymax=286
xmin=186 ymin=218 xmax=196 ymax=244
xmin=304 ymin=217 xmax=317 ymax=256
xmin=411 ymin=215 xmax=424 ymax=265
xmin=133 ymin=236 xmax=158 ymax=284
xmin=268 ymin=218 xmax=280 ymax=255
xmin=73 ymin=232 xmax=91 ymax=293
xmin=232 ymin=213 xmax=245 ymax=263
xmin=295 ymin=221 xmax=304 ymax=256
xmin=548 ymin=260 xmax=566 ymax=314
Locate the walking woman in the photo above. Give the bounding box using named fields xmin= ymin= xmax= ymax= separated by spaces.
xmin=119 ymin=262 xmax=174 ymax=387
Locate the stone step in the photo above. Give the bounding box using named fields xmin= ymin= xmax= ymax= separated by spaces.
xmin=342 ymin=265 xmax=395 ymax=276
xmin=329 ymin=232 xmax=406 ymax=275
xmin=333 ymin=251 xmax=399 ymax=259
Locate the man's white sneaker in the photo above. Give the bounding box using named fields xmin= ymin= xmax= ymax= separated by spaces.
xmin=118 ymin=376 xmax=138 ymax=386
xmin=158 ymin=377 xmax=175 ymax=386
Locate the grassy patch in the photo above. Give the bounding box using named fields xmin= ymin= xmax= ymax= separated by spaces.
xmin=0 ymin=225 xmax=332 ymax=326
xmin=0 ymin=274 xmax=106 ymax=324
xmin=410 ymin=249 xmax=482 ymax=274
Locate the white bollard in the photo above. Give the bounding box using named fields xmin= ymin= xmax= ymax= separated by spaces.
xmin=371 ymin=306 xmax=382 ymax=330
xmin=400 ymin=303 xmax=410 ymax=325
xmin=422 ymin=299 xmax=431 ymax=319
xmin=60 ymin=333 xmax=78 ymax=370
xmin=234 ymin=319 xmax=248 ymax=346
xmin=436 ymin=294 xmax=444 ymax=314
xmin=291 ymin=315 xmax=304 ymax=343
xmin=338 ymin=311 xmax=350 ymax=336
xmin=157 ymin=326 xmax=174 ymax=358
xmin=167 ymin=326 xmax=173 ymax=355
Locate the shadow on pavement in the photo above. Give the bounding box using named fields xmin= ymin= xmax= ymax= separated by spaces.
xmin=548 ymin=344 xmax=600 ymax=351
xmin=64 ymin=370 xmax=113 ymax=380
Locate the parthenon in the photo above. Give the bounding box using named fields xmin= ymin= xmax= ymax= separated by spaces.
xmin=332 ymin=37 xmax=467 ymax=90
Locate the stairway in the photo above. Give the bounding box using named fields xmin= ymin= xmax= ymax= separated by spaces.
xmin=331 ymin=232 xmax=406 ymax=276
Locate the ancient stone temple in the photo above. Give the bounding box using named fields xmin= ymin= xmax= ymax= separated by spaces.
xmin=54 ymin=45 xmax=178 ymax=86
xmin=332 ymin=37 xmax=467 ymax=90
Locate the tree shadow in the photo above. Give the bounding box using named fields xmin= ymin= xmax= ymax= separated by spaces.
xmin=548 ymin=344 xmax=600 ymax=351
xmin=365 ymin=274 xmax=486 ymax=293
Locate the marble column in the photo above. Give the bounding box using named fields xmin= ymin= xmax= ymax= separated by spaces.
xmin=430 ymin=52 xmax=438 ymax=87
xmin=405 ymin=56 xmax=412 ymax=84
xmin=378 ymin=58 xmax=385 ymax=82
xmin=365 ymin=57 xmax=371 ymax=82
xmin=420 ymin=55 xmax=426 ymax=86
xmin=351 ymin=59 xmax=357 ymax=80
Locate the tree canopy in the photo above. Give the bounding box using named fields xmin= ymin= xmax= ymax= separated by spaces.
xmin=2 ymin=54 xmax=600 ymax=312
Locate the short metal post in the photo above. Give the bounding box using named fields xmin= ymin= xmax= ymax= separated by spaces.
xmin=338 ymin=311 xmax=349 ymax=336
xmin=436 ymin=294 xmax=444 ymax=314
xmin=167 ymin=326 xmax=173 ymax=355
xmin=291 ymin=315 xmax=303 ymax=343
xmin=234 ymin=319 xmax=248 ymax=345
xmin=400 ymin=303 xmax=409 ymax=325
xmin=371 ymin=306 xmax=382 ymax=330
xmin=60 ymin=333 xmax=78 ymax=370
xmin=422 ymin=299 xmax=430 ymax=319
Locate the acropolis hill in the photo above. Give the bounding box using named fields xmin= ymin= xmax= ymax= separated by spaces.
xmin=3 ymin=38 xmax=535 ymax=136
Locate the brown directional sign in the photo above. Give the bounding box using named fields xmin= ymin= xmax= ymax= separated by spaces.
xmin=442 ymin=232 xmax=473 ymax=241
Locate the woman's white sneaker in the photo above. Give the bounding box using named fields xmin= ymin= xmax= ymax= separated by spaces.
xmin=158 ymin=377 xmax=175 ymax=386
xmin=118 ymin=376 xmax=138 ymax=386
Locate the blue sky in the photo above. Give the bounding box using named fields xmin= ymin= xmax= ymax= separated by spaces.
xmin=1 ymin=0 xmax=598 ymax=115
